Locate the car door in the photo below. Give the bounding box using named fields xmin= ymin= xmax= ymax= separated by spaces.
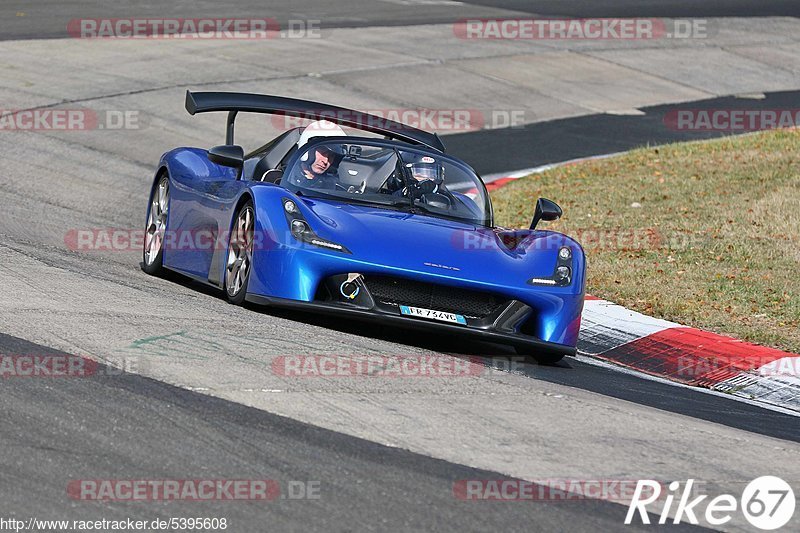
xmin=165 ymin=154 xmax=247 ymax=282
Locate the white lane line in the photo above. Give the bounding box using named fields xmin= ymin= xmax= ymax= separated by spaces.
xmin=482 ymin=151 xmax=628 ymax=184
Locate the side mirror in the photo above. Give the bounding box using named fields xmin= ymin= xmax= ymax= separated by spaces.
xmin=530 ymin=197 xmax=562 ymax=230
xmin=208 ymin=145 xmax=244 ymax=169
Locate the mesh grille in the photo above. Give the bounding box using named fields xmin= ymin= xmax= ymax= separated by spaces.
xmin=364 ymin=275 xmax=506 ymax=319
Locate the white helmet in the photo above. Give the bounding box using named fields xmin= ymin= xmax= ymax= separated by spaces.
xmin=297 ymin=120 xmax=347 ymax=161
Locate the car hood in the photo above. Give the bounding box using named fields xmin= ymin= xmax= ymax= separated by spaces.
xmin=302 ymin=198 xmax=576 ymax=286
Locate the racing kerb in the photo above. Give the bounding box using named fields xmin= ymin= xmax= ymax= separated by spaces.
xmin=484 ymin=158 xmax=800 ymax=413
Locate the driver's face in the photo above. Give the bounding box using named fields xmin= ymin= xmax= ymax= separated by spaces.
xmin=311 ymin=149 xmax=332 ymax=174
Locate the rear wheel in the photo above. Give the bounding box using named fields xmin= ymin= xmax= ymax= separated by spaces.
xmin=225 ymin=201 xmax=255 ymax=305
xmin=142 ymin=174 xmax=169 ymax=276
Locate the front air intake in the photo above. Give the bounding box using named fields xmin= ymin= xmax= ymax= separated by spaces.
xmin=363 ymin=275 xmax=507 ymax=319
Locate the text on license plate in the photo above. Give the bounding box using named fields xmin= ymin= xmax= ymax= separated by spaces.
xmin=399 ymin=306 xmax=467 ymax=325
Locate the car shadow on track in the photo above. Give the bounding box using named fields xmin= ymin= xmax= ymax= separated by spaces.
xmin=252 ymin=303 xmax=577 ymax=378
xmin=160 ymin=271 xmax=575 ymax=375
xmin=247 ymin=299 xmax=575 ymax=373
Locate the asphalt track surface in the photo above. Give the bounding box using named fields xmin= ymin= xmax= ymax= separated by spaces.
xmin=1 ymin=0 xmax=799 ymax=40
xmin=0 ymin=333 xmax=703 ymax=531
xmin=2 ymin=1 xmax=800 ymax=531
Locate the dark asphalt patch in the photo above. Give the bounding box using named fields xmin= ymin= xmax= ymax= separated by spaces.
xmin=446 ymin=90 xmax=800 ymax=175
xmin=462 ymin=0 xmax=800 ymax=18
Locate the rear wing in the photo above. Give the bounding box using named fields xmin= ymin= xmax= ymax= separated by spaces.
xmin=185 ymin=90 xmax=445 ymax=152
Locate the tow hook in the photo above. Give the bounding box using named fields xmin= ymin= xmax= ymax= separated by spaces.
xmin=339 ymin=273 xmax=362 ymax=300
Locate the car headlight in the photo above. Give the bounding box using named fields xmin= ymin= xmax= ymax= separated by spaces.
xmin=528 ymin=245 xmax=574 ymax=287
xmin=290 ymin=219 xmax=309 ymax=237
xmin=282 ymin=197 xmax=350 ymax=253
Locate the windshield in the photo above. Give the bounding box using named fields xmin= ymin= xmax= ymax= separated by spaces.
xmin=281 ymin=140 xmax=492 ymax=226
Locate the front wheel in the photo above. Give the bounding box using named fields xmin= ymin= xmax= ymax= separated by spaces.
xmin=225 ymin=201 xmax=255 ymax=305
xmin=142 ymin=174 xmax=169 ymax=276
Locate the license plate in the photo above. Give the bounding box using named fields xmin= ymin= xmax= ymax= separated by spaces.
xmin=399 ymin=305 xmax=467 ymax=325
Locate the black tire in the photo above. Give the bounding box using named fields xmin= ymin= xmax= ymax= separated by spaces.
xmin=514 ymin=347 xmax=565 ymax=365
xmin=225 ymin=201 xmax=255 ymax=305
xmin=141 ymin=174 xmax=170 ymax=276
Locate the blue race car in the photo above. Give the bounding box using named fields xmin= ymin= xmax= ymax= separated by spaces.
xmin=142 ymin=91 xmax=585 ymax=363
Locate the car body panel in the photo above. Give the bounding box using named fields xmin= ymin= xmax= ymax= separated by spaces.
xmin=147 ymin=126 xmax=586 ymax=356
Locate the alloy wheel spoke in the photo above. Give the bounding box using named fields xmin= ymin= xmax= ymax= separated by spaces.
xmin=227 ymin=206 xmax=254 ymax=295
xmin=145 ymin=178 xmax=169 ymax=265
xmin=158 ymin=182 xmax=168 ymax=213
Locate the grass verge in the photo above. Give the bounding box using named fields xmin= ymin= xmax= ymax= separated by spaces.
xmin=491 ymin=129 xmax=800 ymax=353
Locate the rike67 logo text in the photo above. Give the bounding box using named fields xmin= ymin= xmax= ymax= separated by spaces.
xmin=626 ymin=477 xmax=795 ymax=530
